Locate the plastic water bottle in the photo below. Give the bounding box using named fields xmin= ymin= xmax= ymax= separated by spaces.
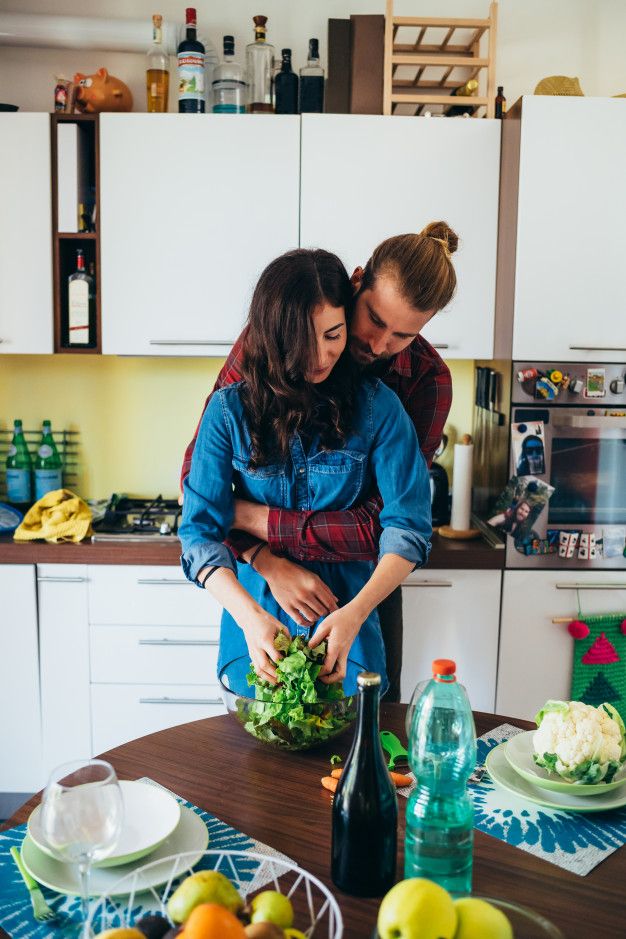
xmin=404 ymin=658 xmax=476 ymax=896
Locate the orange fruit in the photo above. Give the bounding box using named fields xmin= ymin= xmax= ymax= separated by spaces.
xmin=180 ymin=902 xmax=246 ymax=939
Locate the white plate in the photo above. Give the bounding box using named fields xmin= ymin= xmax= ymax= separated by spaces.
xmin=505 ymin=731 xmax=626 ymax=796
xmin=21 ymin=804 xmax=209 ymax=896
xmin=486 ymin=742 xmax=626 ymax=813
xmin=28 ymin=780 xmax=181 ymax=867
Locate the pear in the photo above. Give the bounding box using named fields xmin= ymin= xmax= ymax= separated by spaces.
xmin=166 ymin=870 xmax=243 ymax=924
xmin=249 ymin=891 xmax=293 ymax=929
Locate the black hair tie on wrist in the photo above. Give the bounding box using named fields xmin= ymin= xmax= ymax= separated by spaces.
xmin=249 ymin=543 xmax=266 ymax=570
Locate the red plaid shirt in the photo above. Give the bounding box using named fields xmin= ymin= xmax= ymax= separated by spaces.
xmin=180 ymin=331 xmax=452 ymax=562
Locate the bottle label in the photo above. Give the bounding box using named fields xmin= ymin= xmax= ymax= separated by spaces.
xmin=8 ymin=444 xmax=17 ymax=457
xmin=38 ymin=444 xmax=54 ymax=459
xmin=6 ymin=468 xmax=31 ymax=503
xmin=178 ymin=52 xmax=205 ymax=101
xmin=69 ymin=279 xmax=89 ymax=344
xmin=35 ymin=469 xmax=63 ymax=501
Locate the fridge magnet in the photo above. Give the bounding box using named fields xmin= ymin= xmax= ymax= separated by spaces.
xmin=603 ymin=527 xmax=626 ymax=558
xmin=512 ymin=421 xmax=546 ymax=476
xmin=558 ymin=530 xmax=580 ymax=559
xmin=585 ymin=367 xmax=606 ymax=398
xmin=487 ymin=475 xmax=554 ymax=545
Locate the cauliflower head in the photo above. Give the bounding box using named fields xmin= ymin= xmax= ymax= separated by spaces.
xmin=533 ymin=700 xmax=626 ymax=785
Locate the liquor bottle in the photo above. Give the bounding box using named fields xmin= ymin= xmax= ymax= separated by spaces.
xmin=405 ymin=659 xmax=477 ymax=896
xmin=212 ymin=36 xmax=246 ymax=113
xmin=495 ymin=85 xmax=507 ymax=119
xmin=275 ymin=49 xmax=298 ymax=114
xmin=178 ymin=7 xmax=205 ymax=113
xmin=246 ymin=15 xmax=274 ymax=113
xmin=146 ymin=13 xmax=169 ymax=112
xmin=6 ymin=419 xmax=32 ymax=508
xmin=299 ymin=38 xmax=324 ymax=113
xmin=34 ymin=421 xmax=63 ymax=501
xmin=67 ymin=248 xmax=95 ymax=347
xmin=331 ymin=672 xmax=397 ymax=897
xmin=445 ymin=78 xmax=478 ymax=117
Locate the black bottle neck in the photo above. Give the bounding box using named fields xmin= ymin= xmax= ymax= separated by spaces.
xmin=352 ymin=682 xmax=381 ymax=757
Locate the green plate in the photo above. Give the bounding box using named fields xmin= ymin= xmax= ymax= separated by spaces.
xmin=486 ymin=742 xmax=626 ymax=813
xmin=505 ymin=730 xmax=626 ymax=796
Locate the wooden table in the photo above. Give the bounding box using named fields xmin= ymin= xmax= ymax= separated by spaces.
xmin=3 ymin=706 xmax=625 ymax=938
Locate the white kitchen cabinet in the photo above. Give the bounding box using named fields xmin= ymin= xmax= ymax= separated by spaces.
xmin=401 ymin=570 xmax=501 ymax=712
xmin=496 ymin=570 xmax=626 ymax=721
xmin=0 ymin=114 xmax=53 ymax=353
xmin=99 ymin=114 xmax=300 ymax=356
xmin=37 ymin=565 xmax=92 ymax=776
xmin=0 ymin=565 xmax=42 ymax=793
xmin=300 ymin=115 xmax=501 ymax=359
xmin=510 ymin=97 xmax=626 ymax=362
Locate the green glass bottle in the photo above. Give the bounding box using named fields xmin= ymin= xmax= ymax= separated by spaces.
xmin=6 ymin=419 xmax=33 ymax=508
xmin=34 ymin=420 xmax=63 ymax=501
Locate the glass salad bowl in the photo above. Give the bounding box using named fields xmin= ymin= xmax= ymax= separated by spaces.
xmin=218 ymin=651 xmax=363 ymax=751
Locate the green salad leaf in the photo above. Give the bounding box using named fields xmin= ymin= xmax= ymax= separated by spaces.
xmin=235 ymin=635 xmax=357 ymax=750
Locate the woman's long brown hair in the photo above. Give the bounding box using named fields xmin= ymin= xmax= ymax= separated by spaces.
xmin=240 ymin=249 xmax=359 ymax=467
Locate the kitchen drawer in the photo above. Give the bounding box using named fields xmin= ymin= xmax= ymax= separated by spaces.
xmin=87 ymin=565 xmax=222 ymax=626
xmin=90 ymin=624 xmax=220 ymax=685
xmin=91 ymin=682 xmax=226 ymax=755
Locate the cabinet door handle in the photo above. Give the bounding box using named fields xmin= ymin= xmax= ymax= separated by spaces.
xmin=136 ymin=578 xmax=191 ymax=586
xmin=404 ymin=580 xmax=453 ymax=588
xmin=38 ymin=575 xmax=88 ymax=583
xmin=569 ymin=345 xmax=626 ymax=352
xmin=138 ymin=639 xmax=219 ymax=647
xmin=149 ymin=339 xmax=233 ymax=347
xmin=431 ymin=343 xmax=449 ymax=350
xmin=555 ymin=583 xmax=626 ymax=590
xmin=139 ymin=696 xmax=222 ymax=705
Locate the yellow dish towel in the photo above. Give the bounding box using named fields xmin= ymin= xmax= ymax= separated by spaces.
xmin=13 ymin=489 xmax=93 ymax=544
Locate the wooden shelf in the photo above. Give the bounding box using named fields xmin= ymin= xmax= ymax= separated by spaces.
xmin=57 ymin=232 xmax=97 ymax=240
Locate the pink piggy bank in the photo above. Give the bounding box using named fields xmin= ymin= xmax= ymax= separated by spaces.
xmin=74 ymin=67 xmax=133 ymax=113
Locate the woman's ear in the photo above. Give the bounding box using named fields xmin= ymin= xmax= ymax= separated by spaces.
xmin=351 ymin=267 xmax=364 ymax=294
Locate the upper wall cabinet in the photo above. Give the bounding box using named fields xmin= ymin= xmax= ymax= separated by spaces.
xmin=504 ymin=97 xmax=626 ymax=362
xmin=0 ymin=114 xmax=53 ymax=354
xmin=99 ymin=115 xmax=300 ymax=356
xmin=300 ymin=115 xmax=501 ymax=359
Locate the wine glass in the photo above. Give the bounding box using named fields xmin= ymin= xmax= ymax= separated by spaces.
xmin=41 ymin=759 xmax=123 ymax=934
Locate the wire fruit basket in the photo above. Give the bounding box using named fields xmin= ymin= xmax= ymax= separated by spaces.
xmin=86 ymin=848 xmax=343 ymax=937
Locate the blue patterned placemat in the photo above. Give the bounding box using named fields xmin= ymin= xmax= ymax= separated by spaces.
xmin=398 ymin=724 xmax=626 ymax=876
xmin=0 ymin=782 xmax=292 ymax=939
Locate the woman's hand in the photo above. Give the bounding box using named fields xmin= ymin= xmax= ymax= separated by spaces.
xmin=308 ymin=604 xmax=364 ymax=684
xmin=254 ymin=551 xmax=339 ymax=625
xmin=241 ymin=610 xmax=290 ymax=686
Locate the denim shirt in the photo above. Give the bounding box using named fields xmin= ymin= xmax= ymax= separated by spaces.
xmin=179 ymin=378 xmax=432 ymax=687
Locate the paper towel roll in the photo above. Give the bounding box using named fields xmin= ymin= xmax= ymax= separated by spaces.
xmin=450 ymin=443 xmax=473 ymax=531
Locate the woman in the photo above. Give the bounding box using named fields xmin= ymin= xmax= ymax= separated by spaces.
xmin=179 ymin=249 xmax=432 ymax=693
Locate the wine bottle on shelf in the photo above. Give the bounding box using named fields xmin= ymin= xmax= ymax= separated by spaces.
xmin=178 ymin=7 xmax=205 ymax=113
xmin=34 ymin=421 xmax=63 ymax=501
xmin=299 ymin=39 xmax=324 ymax=113
xmin=6 ymin=419 xmax=33 ymax=509
xmin=212 ymin=36 xmax=246 ymax=113
xmin=495 ymin=85 xmax=507 ymax=119
xmin=275 ymin=49 xmax=298 ymax=114
xmin=445 ymin=78 xmax=479 ymax=117
xmin=67 ymin=248 xmax=95 ymax=347
xmin=331 ymin=672 xmax=397 ymax=897
xmin=146 ymin=13 xmax=169 ymax=112
xmin=246 ymin=15 xmax=275 ymax=113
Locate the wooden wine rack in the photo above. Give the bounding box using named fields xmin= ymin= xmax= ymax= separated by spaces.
xmin=383 ymin=1 xmax=498 ymax=117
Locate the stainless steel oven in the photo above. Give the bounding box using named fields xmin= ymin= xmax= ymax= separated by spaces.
xmin=506 ymin=362 xmax=626 ymax=569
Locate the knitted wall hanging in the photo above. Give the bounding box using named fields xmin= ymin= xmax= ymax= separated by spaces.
xmin=569 ymin=614 xmax=626 ymax=723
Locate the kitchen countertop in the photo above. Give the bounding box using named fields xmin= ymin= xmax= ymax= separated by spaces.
xmin=0 ymin=531 xmax=504 ymax=569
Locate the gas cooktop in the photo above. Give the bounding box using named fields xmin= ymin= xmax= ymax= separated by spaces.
xmin=91 ymin=494 xmax=181 ymax=542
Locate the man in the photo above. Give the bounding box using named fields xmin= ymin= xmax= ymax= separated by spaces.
xmin=180 ymin=222 xmax=458 ymax=701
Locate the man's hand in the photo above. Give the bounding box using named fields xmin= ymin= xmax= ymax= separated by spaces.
xmin=254 ymin=551 xmax=339 ymax=626
xmin=233 ymin=499 xmax=270 ymax=541
xmin=308 ymin=604 xmax=364 ymax=684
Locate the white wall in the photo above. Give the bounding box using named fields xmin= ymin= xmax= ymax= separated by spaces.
xmin=1 ymin=0 xmax=625 ymax=113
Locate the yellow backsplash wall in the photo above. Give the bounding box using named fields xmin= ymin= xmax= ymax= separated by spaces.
xmin=0 ymin=356 xmax=474 ymax=499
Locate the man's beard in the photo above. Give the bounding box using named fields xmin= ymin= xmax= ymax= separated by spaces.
xmin=350 ymin=339 xmax=392 ymax=377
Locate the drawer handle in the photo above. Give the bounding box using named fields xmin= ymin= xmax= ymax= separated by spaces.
xmin=138 ymin=639 xmax=219 ymax=647
xmin=431 ymin=343 xmax=449 ymax=350
xmin=555 ymin=583 xmax=626 ymax=590
xmin=149 ymin=339 xmax=233 ymax=347
xmin=569 ymin=345 xmax=626 ymax=352
xmin=404 ymin=580 xmax=453 ymax=588
xmin=38 ymin=576 xmax=88 ymax=583
xmin=139 ymin=696 xmax=223 ymax=705
xmin=136 ymin=578 xmax=191 ymax=586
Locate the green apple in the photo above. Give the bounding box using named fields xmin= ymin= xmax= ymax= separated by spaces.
xmin=166 ymin=870 xmax=243 ymax=923
xmin=377 ymin=878 xmax=457 ymax=939
xmin=249 ymin=890 xmax=294 ymax=928
xmin=453 ymin=898 xmax=513 ymax=939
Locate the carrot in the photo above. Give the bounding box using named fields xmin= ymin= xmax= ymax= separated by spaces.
xmin=321 ymin=776 xmax=338 ymax=793
xmin=328 ymin=768 xmax=413 ymax=788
